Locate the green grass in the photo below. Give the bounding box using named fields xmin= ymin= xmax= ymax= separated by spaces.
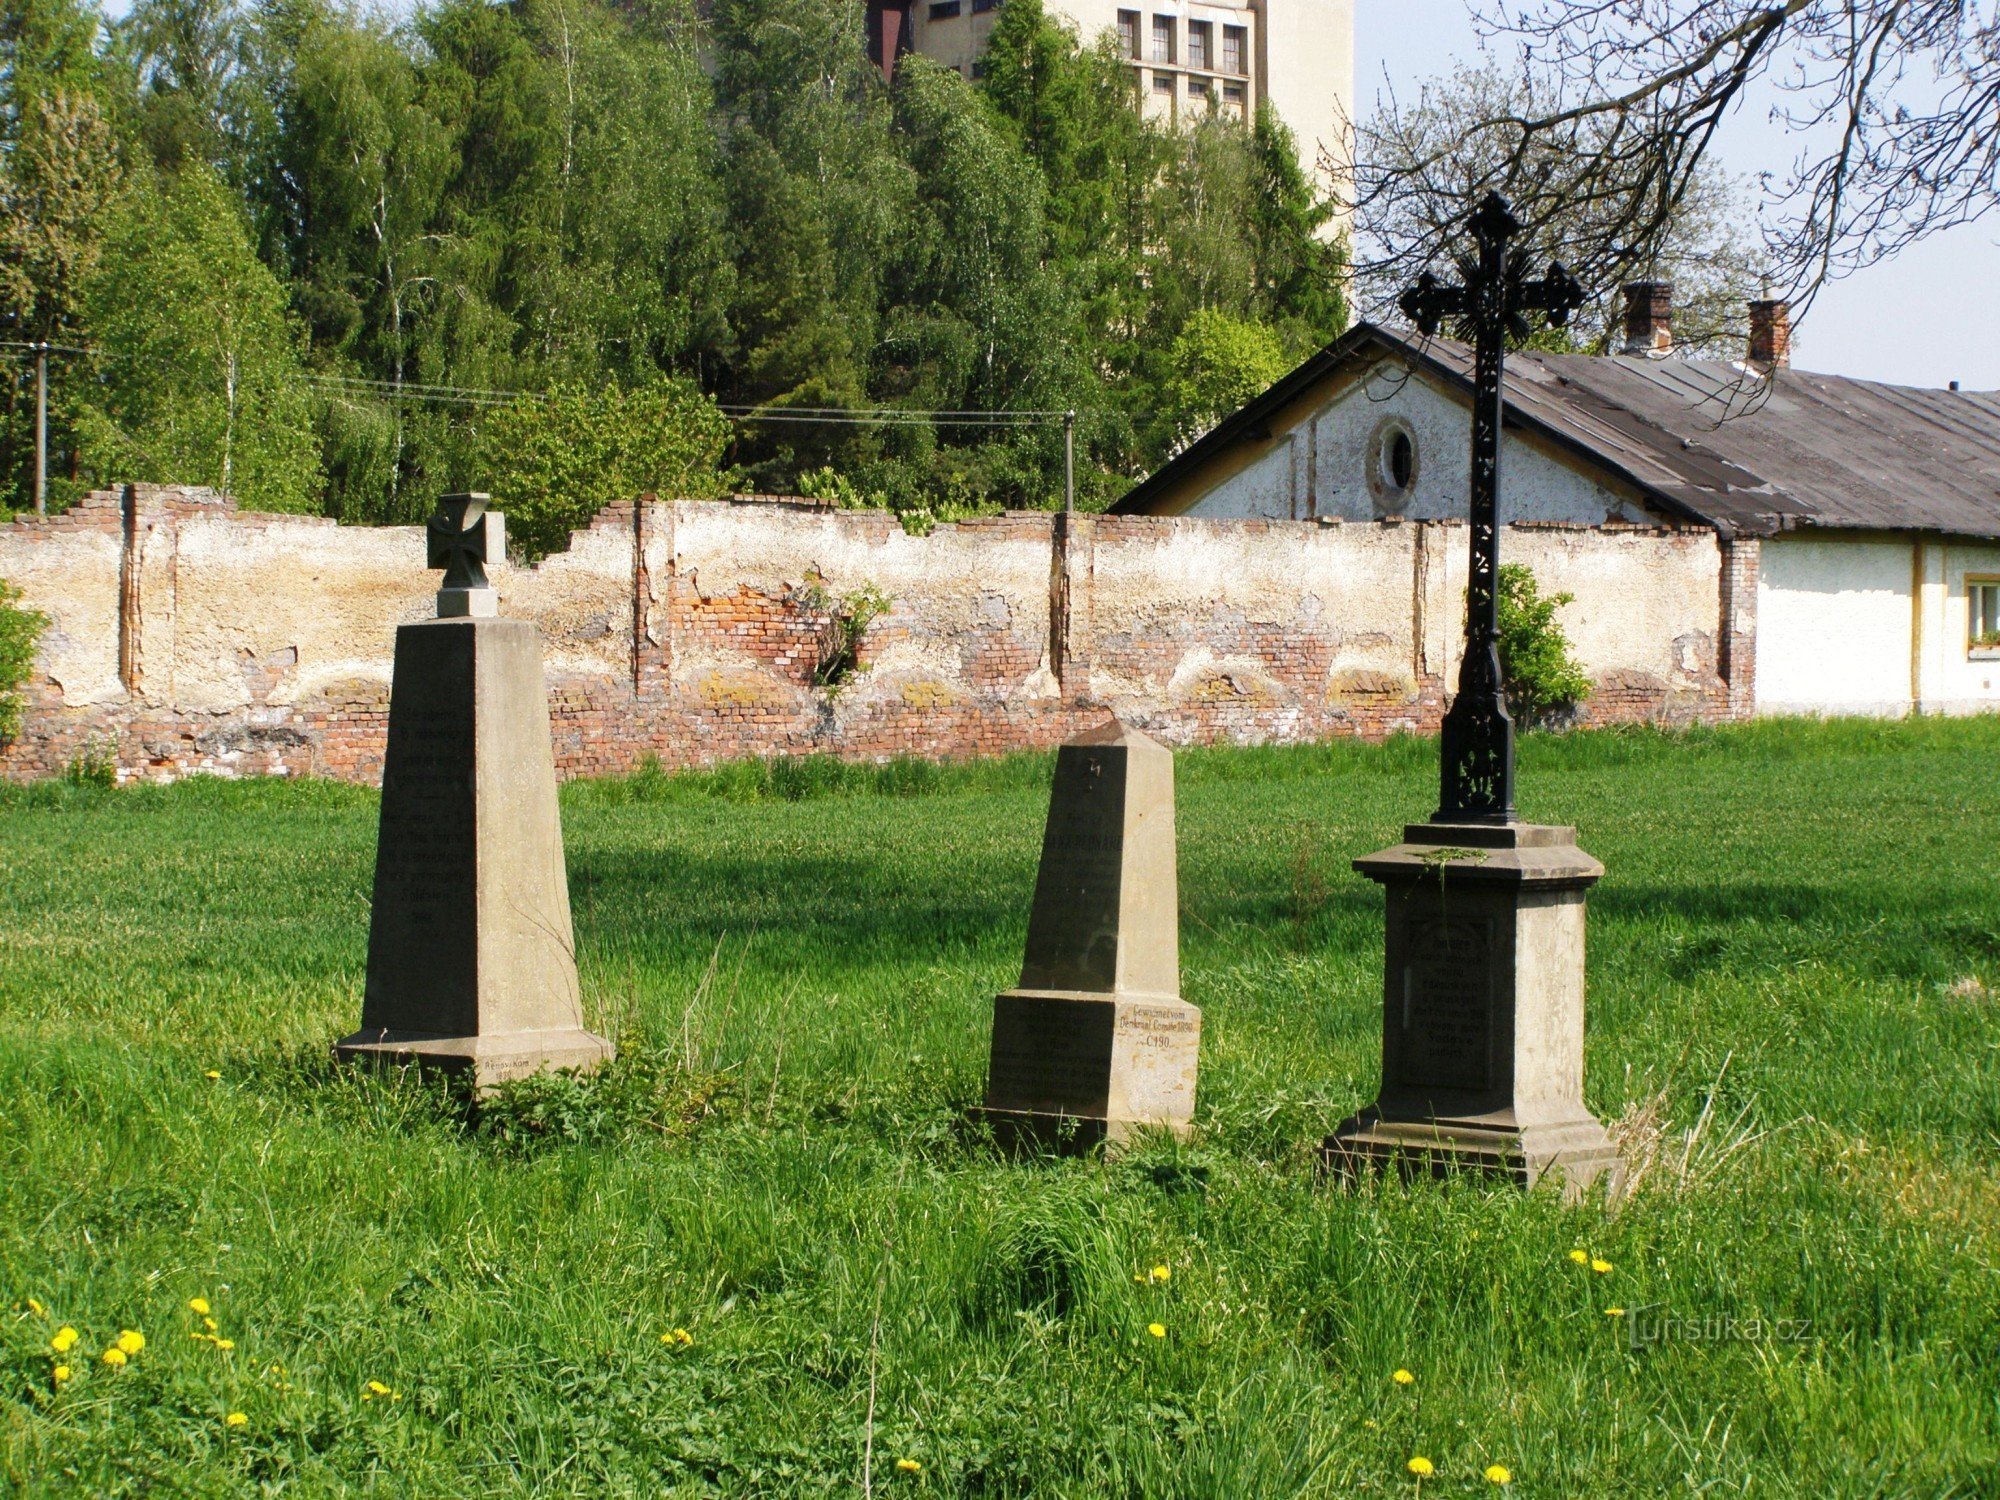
xmin=2 ymin=717 xmax=1997 ymax=1496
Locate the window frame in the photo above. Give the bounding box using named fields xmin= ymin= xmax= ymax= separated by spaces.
xmin=1151 ymin=14 xmax=1175 ymax=64
xmin=1970 ymin=577 xmax=2000 ymax=653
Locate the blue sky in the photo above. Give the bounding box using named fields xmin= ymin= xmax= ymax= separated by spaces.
xmin=1356 ymin=0 xmax=2000 ymax=390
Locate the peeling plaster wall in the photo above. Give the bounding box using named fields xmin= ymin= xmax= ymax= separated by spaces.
xmin=1 ymin=485 xmax=1739 ymax=784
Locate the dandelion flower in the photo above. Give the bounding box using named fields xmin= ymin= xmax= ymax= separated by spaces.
xmin=895 ymin=1458 xmax=922 ymax=1474
xmin=1407 ymin=1456 xmax=1434 ymax=1477
xmin=50 ymin=1327 xmax=78 ymax=1354
xmin=661 ymin=1328 xmax=693 ymax=1347
xmin=1484 ymin=1464 xmax=1512 ymax=1485
xmin=204 ymin=1317 xmax=218 ymax=1332
xmin=1604 ymin=1307 xmax=1625 ymax=1318
xmin=188 ymin=1298 xmax=211 ymax=1316
xmin=117 ymin=1330 xmax=145 ymax=1356
xmin=366 ymin=1380 xmax=392 ymax=1395
xmin=1591 ymin=1259 xmax=1613 ymax=1275
xmin=1568 ymin=1249 xmax=1589 ymax=1265
xmin=52 ymin=1365 xmax=71 ymax=1385
xmin=1147 ymin=1323 xmax=1166 ymax=1339
xmin=1392 ymin=1368 xmax=1415 ymax=1386
xmin=215 ymin=1339 xmax=235 ymax=1351
xmin=1150 ymin=1265 xmax=1171 ymax=1283
xmin=225 ymin=1412 xmax=248 ymax=1428
xmin=1363 ymin=1419 xmax=1378 ymax=1430
xmin=27 ymin=1298 xmax=45 ymax=1316
xmin=205 ymin=1070 xmax=221 ymax=1081
xmin=102 ymin=1348 xmax=127 ymax=1367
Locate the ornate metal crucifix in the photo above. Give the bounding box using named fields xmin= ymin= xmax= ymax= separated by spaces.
xmin=1399 ymin=193 xmax=1584 ymax=823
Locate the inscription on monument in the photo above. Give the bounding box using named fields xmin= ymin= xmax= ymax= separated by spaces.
xmin=1398 ymin=916 xmax=1493 ymax=1091
xmin=988 ymin=995 xmax=1115 ymax=1114
xmin=1018 ymin=749 xmax=1128 ymax=993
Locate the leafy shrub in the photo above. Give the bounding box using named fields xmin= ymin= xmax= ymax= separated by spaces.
xmin=62 ymin=732 xmax=117 ymax=787
xmin=0 ymin=579 xmax=46 ymax=742
xmin=1495 ymin=562 xmax=1592 ymax=727
xmin=477 ymin=379 xmax=730 ymax=560
xmin=796 ymin=580 xmax=891 ymax=690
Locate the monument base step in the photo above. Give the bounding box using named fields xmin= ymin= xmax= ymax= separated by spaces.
xmin=1321 ymin=1112 xmax=1624 ymax=1200
xmin=333 ymin=1027 xmax=615 ymax=1091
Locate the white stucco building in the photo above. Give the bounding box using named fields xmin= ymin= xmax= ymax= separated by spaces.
xmin=1112 ymin=302 xmax=2000 ymax=719
xmin=867 ymin=0 xmax=1354 ymax=191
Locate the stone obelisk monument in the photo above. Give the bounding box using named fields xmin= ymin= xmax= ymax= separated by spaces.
xmin=983 ymin=719 xmax=1200 ymax=1149
xmin=334 ymin=493 xmax=614 ymax=1088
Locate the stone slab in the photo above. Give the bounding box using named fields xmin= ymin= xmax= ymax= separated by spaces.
xmin=984 ymin=990 xmax=1202 ymax=1147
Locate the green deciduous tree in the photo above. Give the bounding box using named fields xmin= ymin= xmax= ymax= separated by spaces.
xmin=1158 ymin=309 xmax=1287 ymax=453
xmin=475 ymin=378 xmax=727 ymax=558
xmin=1495 ymin=563 xmax=1592 ymax=728
xmin=75 ymin=161 xmax=321 ymax=510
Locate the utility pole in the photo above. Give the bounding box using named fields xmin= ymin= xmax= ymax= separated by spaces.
xmin=1063 ymin=409 xmax=1076 ymax=515
xmin=34 ymin=341 xmax=48 ymax=516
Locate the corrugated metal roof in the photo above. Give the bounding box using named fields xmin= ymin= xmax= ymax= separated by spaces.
xmin=1111 ymin=322 xmax=2000 ymax=539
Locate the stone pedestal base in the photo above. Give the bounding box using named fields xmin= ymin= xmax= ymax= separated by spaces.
xmin=1321 ymin=820 xmax=1620 ymax=1198
xmin=334 ymin=1027 xmax=616 ymax=1091
xmin=982 ymin=989 xmax=1201 ymax=1151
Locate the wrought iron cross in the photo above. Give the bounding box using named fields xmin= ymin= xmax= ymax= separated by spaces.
xmin=427 ymin=492 xmax=496 ymax=591
xmin=1399 ymin=193 xmax=1584 ymax=823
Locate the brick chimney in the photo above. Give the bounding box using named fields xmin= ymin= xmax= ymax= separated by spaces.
xmin=1748 ymin=299 xmax=1791 ymax=369
xmin=1620 ymin=282 xmax=1673 ymax=357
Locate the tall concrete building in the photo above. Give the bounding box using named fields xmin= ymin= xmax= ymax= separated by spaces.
xmin=866 ymin=1 xmax=1354 ymax=192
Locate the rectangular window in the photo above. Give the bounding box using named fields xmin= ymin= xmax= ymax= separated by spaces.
xmin=928 ymin=0 xmax=961 ymax=17
xmin=1221 ymin=24 xmax=1245 ymax=74
xmin=1972 ymin=579 xmax=2000 ymax=649
xmin=1222 ymin=79 xmax=1246 ymax=116
xmin=1153 ymin=70 xmax=1176 ymax=96
xmin=971 ymin=0 xmax=1000 ymax=10
xmin=1187 ymin=74 xmax=1211 ymax=99
xmin=1117 ymin=9 xmax=1139 ymax=57
xmin=1187 ymin=19 xmax=1211 ymax=71
xmin=1151 ymin=15 xmax=1174 ymax=64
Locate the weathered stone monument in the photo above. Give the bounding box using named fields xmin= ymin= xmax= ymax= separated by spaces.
xmin=982 ymin=719 xmax=1200 ymax=1148
xmin=1322 ymin=824 xmax=1620 ymax=1190
xmin=334 ymin=493 xmax=614 ymax=1088
xmin=1322 ymin=195 xmax=1618 ymax=1194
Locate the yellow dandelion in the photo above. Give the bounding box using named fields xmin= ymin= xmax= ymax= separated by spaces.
xmin=1568 ymin=1249 xmax=1589 ymax=1265
xmin=215 ymin=1339 xmax=235 ymax=1351
xmin=102 ymin=1347 xmax=127 ymax=1367
xmin=50 ymin=1327 xmax=78 ymax=1354
xmin=188 ymin=1297 xmax=211 ymax=1316
xmin=205 ymin=1070 xmax=221 ymax=1081
xmin=1484 ymin=1464 xmax=1512 ymax=1485
xmin=1407 ymin=1456 xmax=1434 ymax=1477
xmin=366 ymin=1380 xmax=392 ymax=1395
xmin=1147 ymin=1322 xmax=1166 ymax=1339
xmin=1363 ymin=1419 xmax=1378 ymax=1430
xmin=1150 ymin=1265 xmax=1171 ymax=1283
xmin=116 ymin=1330 xmax=145 ymax=1356
xmin=204 ymin=1316 xmax=218 ymax=1331
xmin=225 ymin=1412 xmax=248 ymax=1428
xmin=1604 ymin=1307 xmax=1625 ymax=1318
xmin=895 ymin=1458 xmax=922 ymax=1474
xmin=1133 ymin=1273 xmax=1146 ymax=1283
xmin=52 ymin=1365 xmax=71 ymax=1385
xmin=1591 ymin=1259 xmax=1613 ymax=1275
xmin=27 ymin=1298 xmax=45 ymax=1316
xmin=1392 ymin=1368 xmax=1415 ymax=1386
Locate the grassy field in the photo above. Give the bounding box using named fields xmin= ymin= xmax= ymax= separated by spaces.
xmin=2 ymin=717 xmax=1997 ymax=1497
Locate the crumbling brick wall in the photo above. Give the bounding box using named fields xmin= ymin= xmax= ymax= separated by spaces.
xmin=0 ymin=486 xmax=1738 ymax=785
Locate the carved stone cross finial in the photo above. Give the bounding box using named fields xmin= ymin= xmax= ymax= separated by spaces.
xmin=427 ymin=492 xmax=504 ymax=618
xmin=1399 ymin=193 xmax=1585 ymax=824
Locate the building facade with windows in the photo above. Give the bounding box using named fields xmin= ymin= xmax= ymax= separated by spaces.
xmin=1110 ymin=292 xmax=2000 ymax=719
xmin=867 ymin=0 xmax=1353 ymax=192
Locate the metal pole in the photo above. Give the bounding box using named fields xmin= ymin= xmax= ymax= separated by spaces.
xmin=34 ymin=341 xmax=48 ymax=516
xmin=1063 ymin=409 xmax=1075 ymax=515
